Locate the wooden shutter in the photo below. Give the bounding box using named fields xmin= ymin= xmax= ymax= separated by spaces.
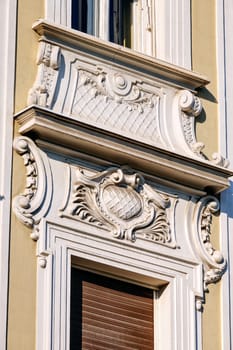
xmin=70 ymin=268 xmax=154 ymax=350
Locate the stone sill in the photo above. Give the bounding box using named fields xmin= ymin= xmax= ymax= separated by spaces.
xmin=33 ymin=19 xmax=209 ymax=91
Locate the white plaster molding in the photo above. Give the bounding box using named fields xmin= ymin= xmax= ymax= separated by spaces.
xmin=0 ymin=0 xmax=17 ymax=347
xmin=176 ymin=89 xmax=205 ymax=158
xmin=14 ymin=106 xmax=232 ymax=195
xmin=35 ymin=220 xmax=202 ymax=350
xmin=45 ymin=0 xmax=71 ymax=26
xmin=11 ymin=135 xmax=230 ymax=348
xmin=32 ymin=19 xmax=209 ymax=91
xmin=155 ymin=0 xmax=191 ymax=68
xmin=187 ymin=196 xmax=226 ymax=294
xmin=13 ymin=136 xmax=53 ymax=239
xmin=61 ymin=167 xmax=174 ymax=246
xmin=27 ymin=21 xmax=230 ymax=168
xmin=27 ymin=42 xmax=61 ymax=108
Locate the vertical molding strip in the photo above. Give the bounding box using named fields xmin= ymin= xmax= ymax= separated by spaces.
xmin=0 ymin=0 xmax=17 ymax=348
xmin=217 ymin=1 xmax=233 ymax=349
xmin=155 ymin=0 xmax=191 ymax=69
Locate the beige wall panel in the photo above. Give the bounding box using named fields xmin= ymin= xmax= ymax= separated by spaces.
xmin=192 ymin=0 xmax=218 ymax=160
xmin=203 ymin=284 xmax=221 ymax=350
xmin=8 ymin=0 xmax=44 ymax=345
xmin=15 ymin=0 xmax=44 ymax=112
xmin=192 ymin=1 xmax=221 ymax=349
xmin=7 ymin=127 xmax=37 ymax=349
xmin=7 ymin=217 xmax=37 ymax=350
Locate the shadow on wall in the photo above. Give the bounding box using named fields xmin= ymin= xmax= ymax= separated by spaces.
xmin=221 ymin=180 xmax=233 ymax=218
xmin=196 ymin=87 xmax=217 ymax=125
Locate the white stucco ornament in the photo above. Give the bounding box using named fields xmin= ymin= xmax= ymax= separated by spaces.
xmin=64 ymin=167 xmax=172 ymax=245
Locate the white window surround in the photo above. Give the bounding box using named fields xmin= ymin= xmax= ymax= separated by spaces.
xmin=0 ymin=0 xmax=17 ymax=348
xmin=72 ymin=0 xmax=156 ymax=56
xmin=36 ymin=221 xmax=202 ymax=350
xmin=45 ymin=0 xmax=192 ymax=69
xmin=12 ymin=133 xmax=230 ymax=350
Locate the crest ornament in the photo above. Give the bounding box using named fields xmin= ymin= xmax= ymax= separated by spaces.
xmin=66 ymin=167 xmax=172 ymax=244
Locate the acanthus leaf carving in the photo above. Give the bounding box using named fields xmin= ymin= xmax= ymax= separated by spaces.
xmin=13 ymin=137 xmax=38 ymax=227
xmin=62 ymin=167 xmax=173 ymax=246
xmin=13 ymin=136 xmax=52 ymax=236
xmin=71 ymin=183 xmax=107 ymax=229
xmin=27 ymin=42 xmax=61 ymax=108
xmin=200 ymin=198 xmax=226 ymax=291
xmin=137 ymin=206 xmax=171 ymax=244
xmin=190 ymin=196 xmax=226 ymax=292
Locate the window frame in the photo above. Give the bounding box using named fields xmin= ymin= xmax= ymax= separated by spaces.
xmin=36 ymin=220 xmax=202 ymax=350
xmin=45 ymin=0 xmax=191 ymax=68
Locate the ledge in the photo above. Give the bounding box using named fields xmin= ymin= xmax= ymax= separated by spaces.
xmin=32 ymin=19 xmax=210 ymax=91
xmin=15 ymin=106 xmax=232 ymax=196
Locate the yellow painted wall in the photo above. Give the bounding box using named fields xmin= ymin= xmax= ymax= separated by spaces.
xmin=7 ymin=0 xmax=44 ymax=349
xmin=7 ymin=127 xmax=38 ymax=350
xmin=192 ymin=1 xmax=221 ymax=349
xmin=192 ymin=0 xmax=218 ymax=160
xmin=15 ymin=0 xmax=44 ymax=112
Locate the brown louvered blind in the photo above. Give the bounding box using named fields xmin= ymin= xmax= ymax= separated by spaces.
xmin=70 ymin=268 xmax=154 ymax=350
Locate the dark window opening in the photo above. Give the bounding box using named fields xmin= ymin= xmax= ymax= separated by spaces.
xmin=109 ymin=0 xmax=132 ymax=47
xmin=72 ymin=0 xmax=96 ymax=35
xmin=71 ymin=0 xmax=133 ymax=48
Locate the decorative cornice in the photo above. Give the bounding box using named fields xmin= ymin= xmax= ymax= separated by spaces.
xmin=14 ymin=106 xmax=232 ymax=196
xmin=61 ymin=167 xmax=173 ymax=245
xmin=32 ymin=19 xmax=210 ymax=91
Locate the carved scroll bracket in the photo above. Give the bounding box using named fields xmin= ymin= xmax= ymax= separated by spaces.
xmin=188 ymin=196 xmax=226 ymax=293
xmin=178 ymin=90 xmax=205 ymax=157
xmin=62 ymin=167 xmax=174 ymax=246
xmin=13 ymin=136 xmax=52 ymax=238
xmin=27 ymin=42 xmax=61 ymax=108
xmin=178 ymin=90 xmax=229 ymax=167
